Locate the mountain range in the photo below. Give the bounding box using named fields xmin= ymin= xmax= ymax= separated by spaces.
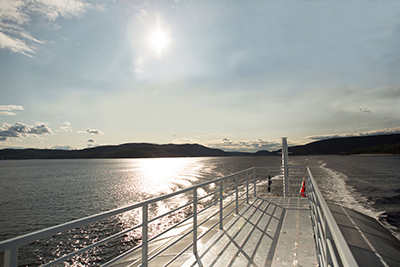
xmin=1 ymin=134 xmax=399 ymax=160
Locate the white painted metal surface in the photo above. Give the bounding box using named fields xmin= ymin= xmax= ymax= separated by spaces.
xmin=307 ymin=168 xmax=358 ymax=267
xmin=281 ymin=137 xmax=289 ymax=197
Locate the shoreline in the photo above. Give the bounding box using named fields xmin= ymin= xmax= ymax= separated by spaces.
xmin=350 ymin=154 xmax=394 ymax=156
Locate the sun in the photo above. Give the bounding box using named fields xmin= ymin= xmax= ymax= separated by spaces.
xmin=150 ymin=30 xmax=169 ymax=55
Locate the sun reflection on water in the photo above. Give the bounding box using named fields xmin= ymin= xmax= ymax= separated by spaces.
xmin=132 ymin=157 xmax=203 ymax=195
xmin=114 ymin=158 xmax=207 ymax=234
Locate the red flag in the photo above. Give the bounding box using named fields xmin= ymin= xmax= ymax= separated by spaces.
xmin=300 ymin=178 xmax=306 ymax=197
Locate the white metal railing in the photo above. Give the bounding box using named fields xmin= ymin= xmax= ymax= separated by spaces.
xmin=306 ymin=167 xmax=359 ymax=267
xmin=0 ymin=167 xmax=276 ymax=266
xmin=0 ymin=165 xmax=357 ymax=267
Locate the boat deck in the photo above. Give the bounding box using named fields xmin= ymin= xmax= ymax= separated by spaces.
xmin=183 ymin=197 xmax=317 ymax=267
xmin=111 ymin=197 xmax=317 ymax=267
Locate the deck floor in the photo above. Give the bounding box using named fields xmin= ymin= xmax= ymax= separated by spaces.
xmin=183 ymin=197 xmax=317 ymax=267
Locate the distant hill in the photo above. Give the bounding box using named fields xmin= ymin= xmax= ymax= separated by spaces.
xmin=0 ymin=143 xmax=227 ymax=160
xmin=1 ymin=134 xmax=399 ymax=159
xmin=343 ymin=142 xmax=400 ymax=155
xmin=286 ymin=134 xmax=400 ymax=155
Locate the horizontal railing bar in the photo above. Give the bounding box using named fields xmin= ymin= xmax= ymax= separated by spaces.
xmin=147 ymin=224 xmax=194 ymax=263
xmin=0 ymin=205 xmax=144 ymax=251
xmin=101 ymin=238 xmax=144 ymax=267
xmin=197 ymin=210 xmax=220 ymax=229
xmin=147 ymin=189 xmax=242 ymax=262
xmin=256 ymin=185 xmax=284 ymax=188
xmin=221 ymin=200 xmax=236 ymax=214
xmin=238 ymin=176 xmax=248 ymax=183
xmin=222 ymin=190 xmax=236 ymax=201
xmin=222 ymin=209 xmax=235 ymax=223
xmin=0 ymin=167 xmax=257 ymax=252
xmin=238 ymin=198 xmax=247 ymax=209
xmin=197 ymin=200 xmax=220 ymax=216
xmin=41 ymin=222 xmax=142 ymax=267
xmin=147 ymin=214 xmax=194 ymax=243
xmin=197 ymin=189 xmax=219 ymax=203
xmin=148 ymin=201 xmax=193 ymax=224
xmin=198 ymin=199 xmax=256 ymax=240
xmin=197 ymin=221 xmax=220 ymax=242
xmin=222 ymin=182 xmax=236 ymax=190
xmin=238 ymin=191 xmax=247 ymax=200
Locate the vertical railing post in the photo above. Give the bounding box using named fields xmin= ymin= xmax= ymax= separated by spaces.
xmin=193 ymin=188 xmax=198 ymax=254
xmin=246 ymin=170 xmax=249 ymax=204
xmin=142 ymin=204 xmax=148 ymax=267
xmin=282 ymin=137 xmax=289 ymax=197
xmin=4 ymin=246 xmax=18 ymax=267
xmin=235 ymin=174 xmax=239 ymax=214
xmin=219 ymin=179 xmax=223 ymax=230
xmin=326 ymin=225 xmax=333 ymax=267
xmin=323 ymin=213 xmax=328 ymax=267
xmin=253 ymin=168 xmax=257 ymax=198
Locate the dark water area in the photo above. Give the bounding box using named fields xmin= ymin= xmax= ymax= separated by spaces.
xmin=0 ymin=155 xmax=399 ymax=266
xmin=290 ymin=155 xmax=400 ymax=239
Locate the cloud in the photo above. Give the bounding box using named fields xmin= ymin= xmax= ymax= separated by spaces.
xmin=172 ymin=137 xmax=197 ymax=144
xmin=357 ymin=106 xmax=373 ymax=113
xmin=0 ymin=111 xmax=17 ymax=116
xmin=208 ymin=138 xmax=281 ymax=152
xmin=76 ymin=128 xmax=104 ymax=135
xmin=51 ymin=145 xmax=73 ymax=150
xmin=332 ymin=103 xmax=343 ymax=110
xmin=87 ymin=128 xmax=103 ymax=135
xmin=0 ymin=122 xmax=53 ymax=141
xmin=0 ymin=105 xmax=24 ymax=116
xmin=0 ymin=0 xmax=98 ymax=56
xmin=307 ymin=127 xmax=400 ymax=141
xmin=57 ymin=121 xmax=73 ymax=133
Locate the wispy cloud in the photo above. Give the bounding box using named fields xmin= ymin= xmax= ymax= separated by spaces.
xmin=76 ymin=128 xmax=104 ymax=135
xmin=357 ymin=106 xmax=373 ymax=113
xmin=0 ymin=122 xmax=52 ymax=142
xmin=87 ymin=129 xmax=103 ymax=135
xmin=51 ymin=145 xmax=73 ymax=150
xmin=308 ymin=127 xmax=400 ymax=141
xmin=208 ymin=138 xmax=281 ymax=152
xmin=0 ymin=0 xmax=99 ymax=57
xmin=57 ymin=121 xmax=73 ymax=133
xmin=0 ymin=105 xmax=24 ymax=115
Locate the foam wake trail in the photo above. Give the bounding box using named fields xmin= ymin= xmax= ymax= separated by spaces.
xmin=317 ymin=160 xmax=383 ymax=221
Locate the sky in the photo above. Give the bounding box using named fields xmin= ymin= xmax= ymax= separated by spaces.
xmin=1 ymin=0 xmax=400 ymax=152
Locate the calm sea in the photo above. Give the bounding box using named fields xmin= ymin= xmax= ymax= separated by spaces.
xmin=0 ymin=155 xmax=399 ymax=266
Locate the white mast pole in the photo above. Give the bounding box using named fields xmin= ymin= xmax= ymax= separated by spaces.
xmin=282 ymin=137 xmax=289 ymax=197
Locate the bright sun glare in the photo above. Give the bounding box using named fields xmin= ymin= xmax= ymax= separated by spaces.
xmin=150 ymin=30 xmax=169 ymax=54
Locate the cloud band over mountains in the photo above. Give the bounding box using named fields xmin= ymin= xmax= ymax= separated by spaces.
xmin=308 ymin=127 xmax=400 ymax=141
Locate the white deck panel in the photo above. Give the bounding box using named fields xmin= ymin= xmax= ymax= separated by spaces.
xmin=182 ymin=197 xmax=318 ymax=267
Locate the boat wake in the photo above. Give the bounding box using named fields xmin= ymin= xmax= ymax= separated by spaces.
xmin=317 ymin=160 xmax=382 ymax=220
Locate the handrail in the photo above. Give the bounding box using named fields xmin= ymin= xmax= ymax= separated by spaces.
xmin=0 ymin=167 xmax=257 ymax=266
xmin=306 ymin=167 xmax=359 ymax=267
xmin=1 ymin=165 xmax=358 ymax=267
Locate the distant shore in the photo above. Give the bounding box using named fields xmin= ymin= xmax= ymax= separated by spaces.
xmin=350 ymin=154 xmax=394 ymax=156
